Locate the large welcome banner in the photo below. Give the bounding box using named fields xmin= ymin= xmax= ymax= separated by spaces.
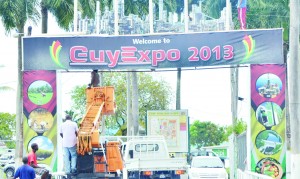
xmin=250 ymin=64 xmax=286 ymax=178
xmin=23 ymin=29 xmax=283 ymax=70
xmin=23 ymin=70 xmax=57 ymax=172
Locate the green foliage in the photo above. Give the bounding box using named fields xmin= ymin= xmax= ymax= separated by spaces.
xmin=70 ymin=85 xmax=88 ymax=115
xmin=0 ymin=113 xmax=16 ymax=148
xmin=28 ymin=84 xmax=52 ymax=93
xmin=70 ymin=72 xmax=173 ymax=135
xmin=64 ymin=110 xmax=82 ymax=123
xmin=224 ymin=119 xmax=247 ymax=140
xmin=0 ymin=0 xmax=40 ymax=32
xmin=36 ymin=148 xmax=52 ymax=160
xmin=201 ymin=0 xmax=290 ymax=42
xmin=0 ymin=86 xmax=14 ymax=91
xmin=190 ymin=121 xmax=227 ymax=149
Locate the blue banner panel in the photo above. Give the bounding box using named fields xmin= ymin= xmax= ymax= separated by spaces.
xmin=23 ymin=29 xmax=283 ymax=70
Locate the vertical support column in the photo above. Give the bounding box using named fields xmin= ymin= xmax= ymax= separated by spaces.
xmin=230 ymin=67 xmax=238 ymax=179
xmin=149 ymin=0 xmax=154 ymax=34
xmin=96 ymin=1 xmax=101 ymax=34
xmin=114 ymin=0 xmax=119 ymax=35
xmin=289 ymin=0 xmax=300 ymax=178
xmin=74 ymin=0 xmax=78 ymax=32
xmin=184 ymin=0 xmax=188 ymax=32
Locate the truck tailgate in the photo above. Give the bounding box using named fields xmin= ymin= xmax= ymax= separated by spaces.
xmin=125 ymin=158 xmax=187 ymax=171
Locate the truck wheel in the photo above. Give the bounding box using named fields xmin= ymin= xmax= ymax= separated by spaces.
xmin=5 ymin=168 xmax=14 ymax=178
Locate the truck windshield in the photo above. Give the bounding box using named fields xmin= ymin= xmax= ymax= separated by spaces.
xmin=192 ymin=157 xmax=224 ymax=168
xmin=135 ymin=144 xmax=159 ymax=152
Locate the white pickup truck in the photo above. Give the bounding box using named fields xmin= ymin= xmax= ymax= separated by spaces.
xmin=121 ymin=136 xmax=187 ymax=179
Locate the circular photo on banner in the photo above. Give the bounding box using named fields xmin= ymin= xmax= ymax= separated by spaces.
xmin=256 ymin=73 xmax=282 ymax=98
xmin=28 ymin=80 xmax=53 ymax=105
xmin=28 ymin=108 xmax=54 ymax=134
xmin=27 ymin=136 xmax=54 ymax=161
xmin=255 ymin=130 xmax=283 ymax=155
xmin=256 ymin=102 xmax=283 ymax=128
xmin=255 ymin=157 xmax=283 ymax=179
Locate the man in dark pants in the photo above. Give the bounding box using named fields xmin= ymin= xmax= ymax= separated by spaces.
xmin=88 ymin=69 xmax=100 ymax=88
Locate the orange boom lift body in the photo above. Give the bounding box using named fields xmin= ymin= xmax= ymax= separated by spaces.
xmin=76 ymin=87 xmax=123 ymax=177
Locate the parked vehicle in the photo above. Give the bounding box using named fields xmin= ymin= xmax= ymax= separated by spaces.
xmin=0 ymin=154 xmax=14 ymax=167
xmin=3 ymin=161 xmax=15 ymax=178
xmin=3 ymin=162 xmax=51 ymax=178
xmin=190 ymin=149 xmax=227 ymax=165
xmin=122 ymin=136 xmax=187 ymax=179
xmin=0 ymin=148 xmax=15 ymax=157
xmin=188 ymin=156 xmax=228 ymax=179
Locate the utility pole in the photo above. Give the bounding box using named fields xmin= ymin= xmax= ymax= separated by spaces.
xmin=230 ymin=67 xmax=238 ymax=179
xmin=288 ymin=0 xmax=300 ymax=178
xmin=132 ymin=72 xmax=139 ymax=135
xmin=127 ymin=73 xmax=133 ymax=136
xmin=225 ymin=0 xmax=237 ymax=177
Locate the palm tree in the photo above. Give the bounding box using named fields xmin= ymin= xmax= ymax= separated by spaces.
xmin=0 ymin=0 xmax=40 ymax=165
xmin=40 ymin=0 xmax=96 ymax=33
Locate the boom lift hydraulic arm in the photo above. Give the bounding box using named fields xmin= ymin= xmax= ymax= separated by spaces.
xmin=77 ymin=87 xmax=116 ymax=155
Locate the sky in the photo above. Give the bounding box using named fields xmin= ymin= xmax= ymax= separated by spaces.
xmin=0 ymin=13 xmax=250 ymax=127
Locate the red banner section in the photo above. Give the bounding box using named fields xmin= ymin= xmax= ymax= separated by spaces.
xmin=23 ymin=70 xmax=57 ymax=172
xmin=250 ymin=64 xmax=286 ymax=179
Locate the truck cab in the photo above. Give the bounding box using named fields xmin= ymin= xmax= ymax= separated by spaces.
xmin=121 ymin=136 xmax=187 ymax=179
xmin=122 ymin=136 xmax=169 ymax=161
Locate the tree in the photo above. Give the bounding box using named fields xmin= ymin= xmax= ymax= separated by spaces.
xmin=190 ymin=121 xmax=227 ymax=149
xmin=202 ymin=0 xmax=289 ymax=36
xmin=0 ymin=113 xmax=16 ymax=149
xmin=70 ymin=72 xmax=173 ymax=135
xmin=40 ymin=0 xmax=96 ymax=33
xmin=0 ymin=0 xmax=40 ymax=165
xmin=0 ymin=86 xmax=13 ymax=91
xmin=225 ymin=118 xmax=247 ymax=138
xmin=64 ymin=109 xmax=81 ymax=123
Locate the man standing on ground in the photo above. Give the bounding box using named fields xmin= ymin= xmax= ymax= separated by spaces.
xmin=14 ymin=157 xmax=36 ymax=179
xmin=60 ymin=115 xmax=79 ymax=176
xmin=237 ymin=0 xmax=247 ymax=29
xmin=28 ymin=143 xmax=50 ymax=179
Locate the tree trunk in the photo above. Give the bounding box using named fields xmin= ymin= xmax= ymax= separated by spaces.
xmin=41 ymin=1 xmax=48 ymax=34
xmin=15 ymin=26 xmax=24 ymax=167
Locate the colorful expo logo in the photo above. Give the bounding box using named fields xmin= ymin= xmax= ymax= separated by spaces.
xmin=49 ymin=40 xmax=65 ymax=68
xmin=242 ymin=35 xmax=255 ymax=63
